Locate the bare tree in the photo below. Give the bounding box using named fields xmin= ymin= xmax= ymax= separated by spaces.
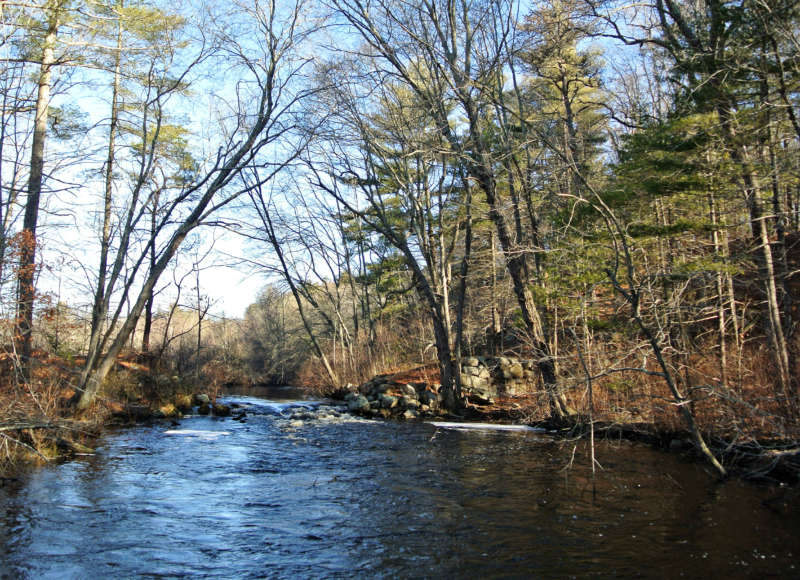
xmin=75 ymin=0 xmax=315 ymax=408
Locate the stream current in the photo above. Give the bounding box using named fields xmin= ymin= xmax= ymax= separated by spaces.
xmin=1 ymin=385 xmax=798 ymax=578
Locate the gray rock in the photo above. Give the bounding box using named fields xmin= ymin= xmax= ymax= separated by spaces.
xmin=194 ymin=393 xmax=211 ymax=405
xmin=374 ymin=383 xmax=392 ymax=394
xmin=401 ymin=409 xmax=419 ymax=420
xmin=419 ymin=390 xmax=439 ymax=408
xmin=347 ymin=394 xmax=370 ymax=412
xmin=379 ymin=394 xmax=398 ymax=409
xmin=197 ymin=403 xmax=211 ymax=415
xmin=463 ymin=356 xmax=480 ymax=367
xmin=400 ymin=396 xmax=419 ymax=409
xmin=462 ymin=375 xmax=489 ymax=390
xmin=212 ymin=403 xmax=231 ymax=416
xmin=464 ymin=366 xmax=487 ymax=378
xmin=400 ymin=384 xmax=417 ymax=398
xmin=467 ymin=392 xmax=494 ymax=405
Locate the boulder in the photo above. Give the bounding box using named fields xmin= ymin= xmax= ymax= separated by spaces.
xmin=401 ymin=409 xmax=419 ymax=420
xmin=461 ymin=374 xmax=489 ymax=390
xmin=212 ymin=403 xmax=231 ymax=417
xmin=467 ymin=392 xmax=494 ymax=406
xmin=509 ymin=362 xmax=524 ymax=379
xmin=197 ymin=403 xmax=211 ymax=415
xmin=463 ymin=366 xmax=481 ymax=378
xmin=400 ymin=396 xmax=419 ymax=410
xmin=463 ymin=356 xmax=480 ymax=367
xmin=418 ymin=389 xmax=439 ymax=408
xmin=193 ymin=393 xmax=211 ymax=406
xmin=379 ymin=394 xmax=398 ymax=409
xmin=399 ymin=384 xmax=417 ymax=398
xmin=347 ymin=394 xmax=370 ymax=413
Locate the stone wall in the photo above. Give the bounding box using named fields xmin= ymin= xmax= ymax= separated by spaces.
xmin=349 ymin=376 xmax=441 ymax=420
xmin=460 ymin=356 xmax=538 ymax=403
xmin=347 ymin=357 xmax=540 ymax=419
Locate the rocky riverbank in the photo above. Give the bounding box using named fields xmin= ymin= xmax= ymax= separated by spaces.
xmin=343 ymin=375 xmax=441 ymax=420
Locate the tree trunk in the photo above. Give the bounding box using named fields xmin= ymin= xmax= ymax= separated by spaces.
xmin=715 ymin=100 xmax=793 ymax=410
xmin=86 ymin=1 xmax=123 ymax=373
xmin=16 ymin=4 xmax=61 ymax=375
xmin=472 ymin=162 xmax=567 ymax=419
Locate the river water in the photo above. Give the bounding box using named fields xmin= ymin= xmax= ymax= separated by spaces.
xmin=1 ymin=386 xmax=797 ymax=578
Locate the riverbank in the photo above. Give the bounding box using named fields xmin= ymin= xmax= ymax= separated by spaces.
xmin=332 ymin=365 xmax=800 ymax=484
xmin=1 ymin=353 xmax=798 ymax=484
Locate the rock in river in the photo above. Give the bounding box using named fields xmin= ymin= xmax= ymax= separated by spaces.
xmin=347 ymin=394 xmax=370 ymax=412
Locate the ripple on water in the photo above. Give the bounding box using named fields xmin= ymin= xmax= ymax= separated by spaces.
xmin=0 ymin=393 xmax=798 ymax=578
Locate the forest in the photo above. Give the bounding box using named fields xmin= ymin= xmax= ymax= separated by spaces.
xmin=1 ymin=0 xmax=799 ymax=478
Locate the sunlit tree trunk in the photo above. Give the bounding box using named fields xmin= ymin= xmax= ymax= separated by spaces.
xmin=16 ymin=2 xmax=63 ymax=375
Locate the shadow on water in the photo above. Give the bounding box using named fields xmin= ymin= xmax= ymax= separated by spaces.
xmin=0 ymin=389 xmax=798 ymax=578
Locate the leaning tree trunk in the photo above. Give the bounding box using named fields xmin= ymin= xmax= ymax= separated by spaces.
xmin=471 ymin=161 xmax=568 ymax=420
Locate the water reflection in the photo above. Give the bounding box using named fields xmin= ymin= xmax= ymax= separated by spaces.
xmin=0 ymin=392 xmax=797 ymax=578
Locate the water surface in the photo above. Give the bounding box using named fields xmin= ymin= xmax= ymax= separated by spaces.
xmin=1 ymin=386 xmax=797 ymax=578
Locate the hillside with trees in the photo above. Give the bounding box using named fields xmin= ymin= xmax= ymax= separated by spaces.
xmin=1 ymin=0 xmax=798 ymax=477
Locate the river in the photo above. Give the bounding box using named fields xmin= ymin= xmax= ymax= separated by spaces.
xmin=0 ymin=386 xmax=797 ymax=578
